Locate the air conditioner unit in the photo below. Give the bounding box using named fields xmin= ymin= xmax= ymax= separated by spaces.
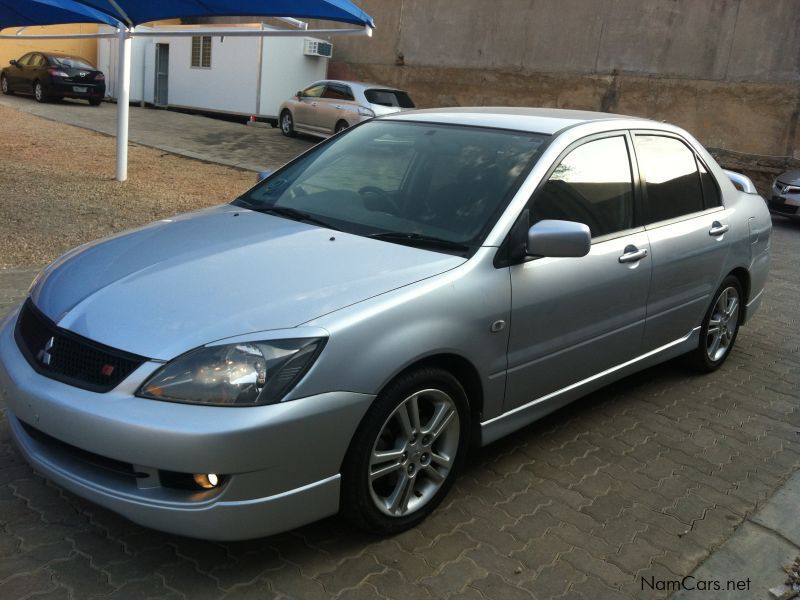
xmin=303 ymin=39 xmax=333 ymax=58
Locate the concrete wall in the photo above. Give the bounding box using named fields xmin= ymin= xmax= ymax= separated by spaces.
xmin=320 ymin=0 xmax=800 ymax=164
xmin=0 ymin=24 xmax=99 ymax=69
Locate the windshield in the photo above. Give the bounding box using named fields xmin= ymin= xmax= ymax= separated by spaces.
xmin=50 ymin=56 xmax=96 ymax=70
xmin=365 ymin=89 xmax=416 ymax=109
xmin=236 ymin=120 xmax=548 ymax=254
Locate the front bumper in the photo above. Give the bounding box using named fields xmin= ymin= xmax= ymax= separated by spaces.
xmin=0 ymin=307 xmax=373 ymax=540
xmin=768 ymin=193 xmax=800 ymax=218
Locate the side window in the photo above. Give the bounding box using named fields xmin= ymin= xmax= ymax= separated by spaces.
xmin=30 ymin=55 xmax=45 ymax=67
xmin=531 ymin=135 xmax=634 ymax=238
xmin=698 ymin=160 xmax=721 ymax=208
xmin=190 ymin=36 xmax=211 ymax=68
xmin=17 ymin=53 xmax=33 ymax=66
xmin=303 ymin=84 xmax=326 ymax=98
xmin=635 ymin=135 xmax=705 ymax=223
xmin=322 ymin=84 xmax=353 ymax=101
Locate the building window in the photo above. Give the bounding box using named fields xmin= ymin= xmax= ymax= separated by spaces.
xmin=191 ymin=36 xmax=211 ymax=68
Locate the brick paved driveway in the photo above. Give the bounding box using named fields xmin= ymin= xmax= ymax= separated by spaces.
xmin=0 ymin=219 xmax=798 ymax=600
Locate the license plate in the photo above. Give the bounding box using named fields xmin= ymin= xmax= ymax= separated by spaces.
xmin=72 ymin=86 xmax=88 ymax=93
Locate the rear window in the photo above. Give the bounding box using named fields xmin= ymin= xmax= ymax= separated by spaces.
xmin=50 ymin=56 xmax=96 ymax=70
xmin=364 ymin=89 xmax=415 ymax=109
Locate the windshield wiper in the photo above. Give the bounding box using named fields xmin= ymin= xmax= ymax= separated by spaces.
xmin=368 ymin=231 xmax=470 ymax=253
xmin=251 ymin=206 xmax=340 ymax=231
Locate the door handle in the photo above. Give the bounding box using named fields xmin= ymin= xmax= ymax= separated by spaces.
xmin=334 ymin=105 xmax=344 ymax=109
xmin=618 ymin=247 xmax=648 ymax=263
xmin=709 ymin=221 xmax=729 ymax=236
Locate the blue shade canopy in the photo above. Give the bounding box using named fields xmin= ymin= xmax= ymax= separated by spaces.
xmin=0 ymin=0 xmax=121 ymax=29
xmin=1 ymin=1 xmax=373 ymax=30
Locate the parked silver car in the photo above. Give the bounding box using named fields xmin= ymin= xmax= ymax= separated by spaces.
xmin=0 ymin=108 xmax=771 ymax=540
xmin=768 ymin=169 xmax=800 ymax=220
xmin=278 ymin=79 xmax=414 ymax=138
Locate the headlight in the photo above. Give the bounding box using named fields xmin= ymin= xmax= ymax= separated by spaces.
xmin=357 ymin=106 xmax=375 ymax=118
xmin=137 ymin=338 xmax=326 ymax=406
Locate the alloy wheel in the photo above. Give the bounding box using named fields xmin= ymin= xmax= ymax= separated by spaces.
xmin=1 ymin=77 xmax=7 ymax=94
xmin=34 ymin=82 xmax=43 ymax=102
xmin=281 ymin=112 xmax=292 ymax=134
xmin=368 ymin=388 xmax=460 ymax=517
xmin=706 ymin=286 xmax=739 ymax=362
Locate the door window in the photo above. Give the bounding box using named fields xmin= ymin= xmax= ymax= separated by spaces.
xmin=16 ymin=53 xmax=33 ymax=66
xmin=29 ymin=54 xmax=45 ymax=67
xmin=302 ymin=84 xmax=325 ymax=98
xmin=698 ymin=161 xmax=721 ymax=208
xmin=322 ymin=84 xmax=354 ymax=101
xmin=530 ymin=135 xmax=634 ymax=238
xmin=635 ymin=135 xmax=705 ymax=222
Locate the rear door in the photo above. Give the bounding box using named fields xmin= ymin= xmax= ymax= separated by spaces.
xmin=318 ymin=83 xmax=357 ymax=132
xmin=633 ymin=132 xmax=730 ymax=351
xmin=27 ymin=54 xmax=48 ymax=86
xmin=505 ymin=132 xmax=652 ymax=411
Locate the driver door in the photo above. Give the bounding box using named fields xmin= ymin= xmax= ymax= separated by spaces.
xmin=505 ymin=132 xmax=652 ymax=411
xmin=294 ymin=83 xmax=326 ymax=133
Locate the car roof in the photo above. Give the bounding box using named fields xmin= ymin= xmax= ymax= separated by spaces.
xmin=319 ymin=80 xmax=405 ymax=93
xmin=382 ymin=107 xmax=647 ymax=135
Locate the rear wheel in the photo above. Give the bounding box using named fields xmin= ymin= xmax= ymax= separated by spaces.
xmin=341 ymin=367 xmax=469 ymax=535
xmin=89 ymin=98 xmax=102 ymax=106
xmin=280 ymin=110 xmax=296 ymax=137
xmin=1 ymin=76 xmax=12 ymax=95
xmin=33 ymin=81 xmax=46 ymax=103
xmin=686 ymin=275 xmax=743 ymax=372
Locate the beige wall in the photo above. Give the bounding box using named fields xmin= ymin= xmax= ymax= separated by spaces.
xmin=0 ymin=24 xmax=99 ymax=67
xmin=319 ymin=0 xmax=800 ymax=168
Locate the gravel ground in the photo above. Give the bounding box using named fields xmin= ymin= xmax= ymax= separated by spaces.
xmin=0 ymin=105 xmax=255 ymax=269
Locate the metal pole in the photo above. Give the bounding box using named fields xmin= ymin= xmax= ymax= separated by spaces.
xmin=115 ymin=27 xmax=131 ymax=182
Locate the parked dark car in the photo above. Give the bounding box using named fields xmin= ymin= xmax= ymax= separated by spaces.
xmin=1 ymin=52 xmax=105 ymax=105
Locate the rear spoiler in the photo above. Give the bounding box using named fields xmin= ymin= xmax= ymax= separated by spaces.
xmin=723 ymin=169 xmax=759 ymax=194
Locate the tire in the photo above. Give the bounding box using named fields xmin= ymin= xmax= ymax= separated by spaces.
xmin=341 ymin=367 xmax=470 ymax=535
xmin=89 ymin=98 xmax=102 ymax=106
xmin=686 ymin=275 xmax=743 ymax=372
xmin=1 ymin=76 xmax=12 ymax=95
xmin=33 ymin=81 xmax=46 ymax=103
xmin=280 ymin=110 xmax=296 ymax=137
xmin=335 ymin=120 xmax=349 ymax=134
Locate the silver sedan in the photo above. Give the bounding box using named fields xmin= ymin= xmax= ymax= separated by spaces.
xmin=0 ymin=108 xmax=771 ymax=540
xmin=278 ymin=79 xmax=414 ymax=138
xmin=768 ymin=169 xmax=800 ymax=220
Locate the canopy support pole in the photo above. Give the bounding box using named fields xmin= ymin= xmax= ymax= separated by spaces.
xmin=115 ymin=27 xmax=131 ymax=182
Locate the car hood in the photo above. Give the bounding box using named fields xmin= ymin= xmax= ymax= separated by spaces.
xmin=777 ymin=170 xmax=800 ymax=186
xmin=30 ymin=205 xmax=465 ymax=360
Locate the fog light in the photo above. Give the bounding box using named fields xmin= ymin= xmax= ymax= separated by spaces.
xmin=193 ymin=473 xmax=220 ymax=489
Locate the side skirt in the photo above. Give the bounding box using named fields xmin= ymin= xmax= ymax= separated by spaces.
xmin=480 ymin=327 xmax=701 ymax=446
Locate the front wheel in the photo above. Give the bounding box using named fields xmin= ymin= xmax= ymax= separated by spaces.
xmin=686 ymin=275 xmax=743 ymax=372
xmin=1 ymin=76 xmax=12 ymax=95
xmin=280 ymin=110 xmax=296 ymax=137
xmin=341 ymin=367 xmax=470 ymax=535
xmin=335 ymin=120 xmax=349 ymax=134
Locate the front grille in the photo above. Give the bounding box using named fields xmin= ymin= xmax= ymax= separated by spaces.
xmin=20 ymin=420 xmax=142 ymax=479
xmin=14 ymin=299 xmax=147 ymax=392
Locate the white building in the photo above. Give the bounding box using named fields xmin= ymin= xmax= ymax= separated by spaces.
xmin=97 ymin=24 xmax=331 ymax=121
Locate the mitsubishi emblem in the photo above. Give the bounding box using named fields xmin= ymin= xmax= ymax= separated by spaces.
xmin=37 ymin=336 xmax=55 ymax=366
xmin=782 ymin=185 xmax=791 ymax=195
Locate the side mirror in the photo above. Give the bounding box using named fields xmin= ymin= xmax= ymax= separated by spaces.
xmin=256 ymin=169 xmax=272 ymax=183
xmin=9 ymin=59 xmax=18 ymax=67
xmin=527 ymin=219 xmax=591 ymax=257
xmin=296 ymin=90 xmax=304 ymax=99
